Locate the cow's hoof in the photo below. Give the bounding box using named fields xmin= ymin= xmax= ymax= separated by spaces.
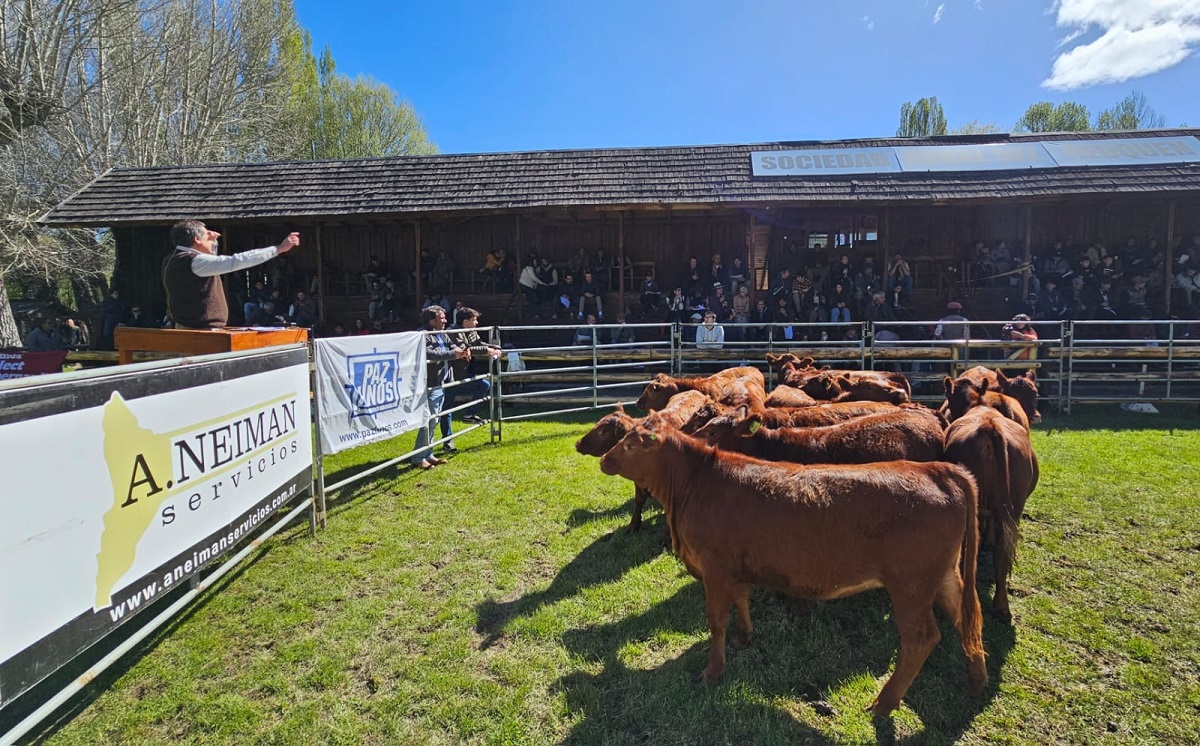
xmin=869 ymin=696 xmax=899 ymax=719
xmin=732 ymin=633 xmax=752 ymax=650
xmin=626 ymin=523 xmax=641 ymax=534
xmin=701 ymin=666 xmax=724 ymax=685
xmin=993 ymin=606 xmax=1013 ymax=625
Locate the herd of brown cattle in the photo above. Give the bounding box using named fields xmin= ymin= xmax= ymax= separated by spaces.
xmin=574 ymin=354 xmax=1040 ymax=718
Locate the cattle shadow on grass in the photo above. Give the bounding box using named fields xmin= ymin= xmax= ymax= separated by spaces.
xmin=556 ymin=580 xmax=1013 ymax=743
xmin=473 ymin=524 xmax=666 ymax=649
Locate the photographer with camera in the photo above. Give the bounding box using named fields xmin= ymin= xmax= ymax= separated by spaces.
xmin=1003 ymin=313 xmax=1039 ymax=361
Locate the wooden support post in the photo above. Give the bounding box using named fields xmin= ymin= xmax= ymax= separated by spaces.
xmin=881 ymin=206 xmax=891 ymax=281
xmin=414 ymin=220 xmax=423 ymax=308
xmin=315 ymin=223 xmax=325 ymax=324
xmin=514 ymin=214 xmax=523 ymax=319
xmin=1164 ymin=199 xmax=1176 ymax=315
xmin=618 ymin=211 xmax=626 ymax=313
xmin=1023 ymin=204 xmax=1033 ymax=299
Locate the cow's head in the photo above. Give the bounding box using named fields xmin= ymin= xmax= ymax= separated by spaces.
xmin=635 ymin=373 xmax=678 ymax=412
xmin=575 ymin=405 xmax=638 ymax=457
xmin=943 ymin=376 xmax=986 ymax=422
xmin=692 ymin=406 xmax=755 ymax=447
xmin=996 ymin=369 xmax=1041 ymax=424
xmin=680 ymin=400 xmax=729 ymax=434
xmin=600 ymin=418 xmax=670 ymax=481
xmin=799 ymin=371 xmax=845 ymax=400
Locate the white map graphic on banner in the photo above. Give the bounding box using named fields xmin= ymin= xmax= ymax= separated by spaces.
xmin=315 ymin=332 xmax=429 ymax=455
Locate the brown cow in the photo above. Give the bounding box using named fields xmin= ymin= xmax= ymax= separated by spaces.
xmin=636 ymin=368 xmax=766 ymax=412
xmin=951 ymin=366 xmax=1041 ymax=424
xmin=599 ymin=421 xmax=987 ymax=716
xmin=798 ymin=370 xmax=911 ymax=404
xmin=683 ymin=399 xmax=903 ymax=433
xmin=944 ymin=407 xmax=1039 ymax=623
xmin=942 ymin=377 xmax=1030 ymax=431
xmin=575 ymin=392 xmax=709 ymax=532
xmin=764 ymin=385 xmax=818 ymax=408
xmin=695 ymin=407 xmax=944 ymax=464
xmin=769 ymin=354 xmax=914 ymax=402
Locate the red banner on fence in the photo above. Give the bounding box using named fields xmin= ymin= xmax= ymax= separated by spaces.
xmin=0 ymin=350 xmax=68 ymax=380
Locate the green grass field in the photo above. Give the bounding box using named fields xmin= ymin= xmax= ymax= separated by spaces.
xmin=13 ymin=405 xmax=1200 ymax=744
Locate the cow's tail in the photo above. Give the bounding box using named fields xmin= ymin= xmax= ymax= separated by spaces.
xmin=991 ymin=419 xmax=1018 ymax=570
xmin=953 ymin=466 xmax=988 ymax=695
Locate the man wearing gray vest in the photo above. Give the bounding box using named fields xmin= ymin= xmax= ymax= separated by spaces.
xmin=163 ymin=220 xmax=300 ymax=329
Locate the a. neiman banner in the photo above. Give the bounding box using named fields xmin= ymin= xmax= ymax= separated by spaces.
xmin=0 ymin=347 xmax=313 ymax=708
xmin=314 ymin=332 xmax=429 ymax=456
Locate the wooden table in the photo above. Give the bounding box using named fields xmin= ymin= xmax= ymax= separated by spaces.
xmin=115 ymin=326 xmax=309 ymax=365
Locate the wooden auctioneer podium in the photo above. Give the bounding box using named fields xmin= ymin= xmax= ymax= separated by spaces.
xmin=115 ymin=326 xmax=309 ymax=365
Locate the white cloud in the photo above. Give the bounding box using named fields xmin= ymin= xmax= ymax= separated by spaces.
xmin=933 ymin=3 xmax=945 ymax=23
xmin=975 ymin=0 xmax=983 ymax=8
xmin=1044 ymin=0 xmax=1200 ymax=89
xmin=863 ymin=14 xmax=875 ymax=31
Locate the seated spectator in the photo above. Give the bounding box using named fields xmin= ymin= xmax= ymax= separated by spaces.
xmin=771 ymin=268 xmax=794 ymax=306
xmin=24 ymin=318 xmax=62 ymax=351
xmin=568 ymin=247 xmax=590 ymax=277
xmin=352 ymin=318 xmax=370 ymax=335
xmin=748 ymin=297 xmax=772 ymax=341
xmin=829 ymin=281 xmax=852 ymax=323
xmin=573 ymin=313 xmax=598 ymax=345
xmin=577 ymin=270 xmax=604 ymax=320
xmin=731 ymin=285 xmax=752 ymax=325
xmin=249 ymin=300 xmax=287 ymax=326
xmin=686 ymin=269 xmax=708 ymax=303
xmin=887 ymin=254 xmax=913 ymax=295
xmin=98 ymin=288 xmax=129 ymax=350
xmin=367 ymin=292 xmax=383 ymax=321
xmin=1037 ymin=278 xmax=1068 ymax=320
xmin=707 ymin=282 xmax=731 ymax=321
xmin=638 ymin=272 xmax=663 ymax=315
xmin=1003 ymin=314 xmax=1039 ymax=360
xmin=1085 ymin=277 xmax=1120 ymax=320
xmin=1173 ymin=266 xmax=1200 ymax=309
xmin=886 ymin=282 xmax=909 ymax=317
xmin=608 ymin=313 xmax=637 ymax=345
xmin=695 ymin=310 xmax=724 ymax=349
xmin=378 ymin=291 xmax=400 ymax=324
xmin=289 ymin=290 xmax=319 ymax=328
xmin=863 ymin=291 xmax=897 ymax=326
xmin=728 ymin=257 xmax=749 ymax=295
xmin=451 ymin=299 xmax=469 ymax=327
xmin=242 ymin=280 xmax=270 ymax=323
xmin=709 ymin=253 xmax=728 ymax=290
xmin=790 ymin=272 xmax=813 ymax=316
xmin=555 ymin=272 xmax=578 ymax=320
xmin=363 ymin=255 xmax=387 ymax=291
xmin=329 ymin=323 xmax=347 ymax=337
xmin=57 ymin=317 xmax=91 ymax=348
xmin=826 ymin=254 xmax=854 ymax=291
xmin=430 ymin=250 xmax=456 ymax=292
xmin=1012 ymin=292 xmax=1040 ymax=322
xmin=1040 ymin=242 xmax=1071 ymax=281
xmin=1123 ymin=275 xmax=1151 ymax=317
xmin=518 ymin=258 xmax=550 ymax=316
xmin=128 ymin=306 xmax=159 ymax=329
xmin=1099 ymin=253 xmax=1123 ymax=285
xmin=478 ymin=248 xmax=511 ymax=291
xmin=535 ymin=258 xmax=559 ymax=303
xmin=665 ymin=286 xmax=687 ymax=324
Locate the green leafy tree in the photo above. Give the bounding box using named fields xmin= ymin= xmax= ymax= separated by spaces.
xmin=1096 ymin=91 xmax=1166 ymax=131
xmin=897 ymin=97 xmax=948 ymax=138
xmin=1014 ymin=101 xmax=1092 ymax=133
xmin=951 ymin=120 xmax=1004 ymax=135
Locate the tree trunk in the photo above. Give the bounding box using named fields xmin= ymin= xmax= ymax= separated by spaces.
xmin=0 ymin=277 xmax=23 ymax=348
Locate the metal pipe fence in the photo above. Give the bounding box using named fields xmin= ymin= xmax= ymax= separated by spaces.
xmin=490 ymin=319 xmax=1200 ymax=420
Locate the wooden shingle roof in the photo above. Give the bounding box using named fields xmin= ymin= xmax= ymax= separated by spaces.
xmin=41 ymin=129 xmax=1200 ymax=227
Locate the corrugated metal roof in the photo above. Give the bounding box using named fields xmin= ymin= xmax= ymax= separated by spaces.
xmin=40 ymin=129 xmax=1200 ymax=226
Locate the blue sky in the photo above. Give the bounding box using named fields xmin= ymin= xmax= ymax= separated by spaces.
xmin=293 ymin=0 xmax=1200 ymax=154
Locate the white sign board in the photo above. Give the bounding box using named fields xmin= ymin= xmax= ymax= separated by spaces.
xmin=751 ymin=148 xmax=901 ymax=176
xmin=314 ymin=332 xmax=429 ymax=456
xmin=1042 ymin=135 xmax=1200 ymax=167
xmin=0 ymin=348 xmax=312 ymax=706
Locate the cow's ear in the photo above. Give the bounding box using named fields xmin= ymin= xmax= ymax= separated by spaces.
xmin=734 ymin=405 xmax=749 ymax=419
xmin=1024 ymin=368 xmax=1037 ymax=383
xmin=973 ymin=382 xmax=989 ymax=396
xmin=614 ymin=403 xmax=625 ymax=415
xmin=837 ymin=373 xmax=852 ymax=384
xmin=799 ymin=356 xmax=814 ymax=367
xmin=995 ymin=370 xmax=1010 ymax=385
xmin=943 ymin=376 xmax=954 ymax=397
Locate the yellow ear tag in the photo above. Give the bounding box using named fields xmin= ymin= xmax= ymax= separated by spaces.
xmin=748 ymin=420 xmax=761 ymax=434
